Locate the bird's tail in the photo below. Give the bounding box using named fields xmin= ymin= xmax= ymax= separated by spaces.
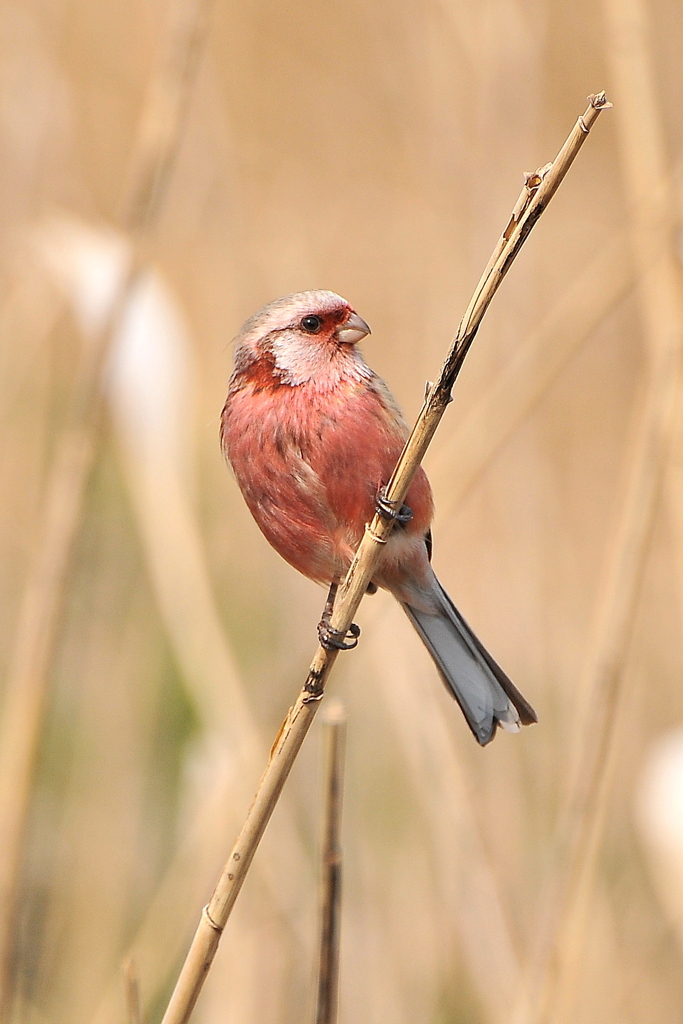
xmin=402 ymin=579 xmax=537 ymax=745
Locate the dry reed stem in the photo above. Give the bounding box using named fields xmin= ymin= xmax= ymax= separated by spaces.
xmin=123 ymin=960 xmax=142 ymax=1024
xmin=512 ymin=10 xmax=683 ymax=1024
xmin=665 ymin=399 xmax=683 ymax=629
xmin=159 ymin=93 xmax=609 ymax=1024
xmin=0 ymin=0 xmax=212 ymax=1016
xmin=314 ymin=702 xmax=347 ymax=1024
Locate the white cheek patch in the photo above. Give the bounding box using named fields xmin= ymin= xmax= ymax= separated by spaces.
xmin=270 ymin=331 xmax=322 ymax=385
xmin=270 ymin=330 xmax=373 ymax=388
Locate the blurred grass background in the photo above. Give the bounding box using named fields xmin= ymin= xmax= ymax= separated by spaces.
xmin=1 ymin=0 xmax=683 ymax=1022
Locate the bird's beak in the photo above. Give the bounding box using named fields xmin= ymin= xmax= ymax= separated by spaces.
xmin=336 ymin=311 xmax=371 ymax=345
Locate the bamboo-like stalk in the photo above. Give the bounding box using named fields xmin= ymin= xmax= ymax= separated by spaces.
xmin=511 ymin=10 xmax=683 ymax=1024
xmin=0 ymin=0 xmax=212 ymax=1016
xmin=314 ymin=702 xmax=347 ymax=1024
xmin=124 ymin=960 xmax=142 ymax=1024
xmin=158 ymin=93 xmax=609 ymax=1024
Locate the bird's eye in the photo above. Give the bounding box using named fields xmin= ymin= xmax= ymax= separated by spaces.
xmin=300 ymin=315 xmax=323 ymax=334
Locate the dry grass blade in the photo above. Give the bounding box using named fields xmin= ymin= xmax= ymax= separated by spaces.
xmin=123 ymin=960 xmax=142 ymax=1024
xmin=0 ymin=261 xmax=140 ymax=1019
xmin=0 ymin=0 xmax=212 ymax=1016
xmin=314 ymin=702 xmax=347 ymax=1024
xmin=511 ymin=9 xmax=683 ymax=1024
xmin=158 ymin=93 xmax=609 ymax=1024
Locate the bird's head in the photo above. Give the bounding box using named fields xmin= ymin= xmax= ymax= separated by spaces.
xmin=232 ymin=290 xmax=372 ymax=387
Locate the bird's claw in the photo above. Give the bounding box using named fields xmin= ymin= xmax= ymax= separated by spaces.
xmin=317 ymin=619 xmax=361 ymax=651
xmin=376 ymin=488 xmax=413 ymax=525
xmin=303 ymin=669 xmax=325 ymax=701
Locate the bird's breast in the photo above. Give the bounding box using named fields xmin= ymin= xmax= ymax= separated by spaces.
xmin=221 ymin=371 xmax=434 ymax=582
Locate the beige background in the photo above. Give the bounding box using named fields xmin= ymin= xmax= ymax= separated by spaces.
xmin=1 ymin=0 xmax=683 ymax=1021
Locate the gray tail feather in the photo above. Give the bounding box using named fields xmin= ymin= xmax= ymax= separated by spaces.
xmin=402 ymin=581 xmax=537 ymax=746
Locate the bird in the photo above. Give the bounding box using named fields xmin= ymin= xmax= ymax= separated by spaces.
xmin=220 ymin=290 xmax=537 ymax=744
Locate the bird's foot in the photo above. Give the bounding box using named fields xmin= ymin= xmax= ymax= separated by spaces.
xmin=317 ymin=619 xmax=361 ymax=651
xmin=376 ymin=488 xmax=413 ymax=525
xmin=317 ymin=578 xmax=360 ymax=650
xmin=303 ymin=668 xmax=325 ymax=702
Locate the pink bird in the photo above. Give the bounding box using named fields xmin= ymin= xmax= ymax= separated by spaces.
xmin=221 ymin=290 xmax=537 ymax=744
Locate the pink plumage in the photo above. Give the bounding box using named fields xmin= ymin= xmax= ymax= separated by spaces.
xmin=221 ymin=290 xmax=536 ymax=744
